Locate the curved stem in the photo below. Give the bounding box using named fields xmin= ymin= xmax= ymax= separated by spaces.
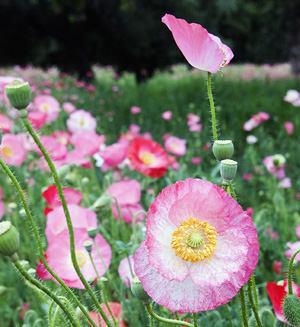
xmin=287 ymin=249 xmax=300 ymax=294
xmin=14 ymin=260 xmax=80 ymax=327
xmin=0 ymin=156 xmax=99 ymax=327
xmin=247 ymin=279 xmax=262 ymax=327
xmin=207 ymin=72 xmax=218 ymax=141
xmin=239 ymin=286 xmax=249 ymax=327
xmin=50 ymin=305 xmax=61 ymax=327
xmin=145 ymin=304 xmax=193 ymax=327
xmin=132 ymin=210 xmax=147 ymax=244
xmin=22 ymin=116 xmax=114 ymax=327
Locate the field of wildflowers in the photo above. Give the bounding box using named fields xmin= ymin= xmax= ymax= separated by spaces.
xmin=0 ymin=14 xmax=300 ymax=327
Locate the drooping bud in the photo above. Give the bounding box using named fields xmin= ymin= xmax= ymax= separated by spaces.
xmin=5 ymin=80 xmax=31 ymax=110
xmin=89 ymin=193 xmax=111 ymax=211
xmin=131 ymin=276 xmax=152 ymax=305
xmin=0 ymin=221 xmax=20 ymax=261
xmin=87 ymin=227 xmax=98 ymax=239
xmin=283 ymin=293 xmax=300 ymax=326
xmin=212 ymin=140 xmax=234 ymax=161
xmin=220 ymin=159 xmax=238 ymax=185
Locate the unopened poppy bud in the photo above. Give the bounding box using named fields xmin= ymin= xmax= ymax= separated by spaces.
xmin=5 ymin=80 xmax=31 ymax=110
xmin=89 ymin=193 xmax=111 ymax=211
xmin=0 ymin=285 xmax=7 ymax=295
xmin=272 ymin=154 xmax=286 ymax=169
xmin=0 ymin=221 xmax=20 ymax=260
xmin=283 ymin=293 xmax=300 ymax=326
xmin=27 ymin=268 xmax=37 ymax=278
xmin=220 ymin=159 xmax=238 ymax=185
xmin=87 ymin=276 xmax=96 ymax=286
xmin=81 ymin=177 xmax=89 ymax=186
xmin=83 ymin=240 xmax=92 ymax=253
xmin=131 ymin=276 xmax=152 ymax=305
xmin=212 ymin=140 xmax=234 ymax=161
xmin=87 ymin=227 xmax=98 ymax=239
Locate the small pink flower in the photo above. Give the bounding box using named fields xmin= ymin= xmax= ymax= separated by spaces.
xmin=189 ymin=123 xmax=202 ymax=133
xmin=47 ymin=228 xmax=111 ymax=289
xmin=284 ymin=89 xmax=300 ymax=105
xmin=191 ymin=157 xmax=201 ymax=164
xmin=35 ymin=136 xmax=67 ymax=160
xmin=263 ymin=155 xmax=286 ymax=180
xmin=118 ymin=255 xmax=135 ymax=287
xmin=51 ymin=130 xmax=70 ymax=146
xmin=273 ymin=261 xmax=282 ymax=275
xmin=62 ymin=102 xmax=76 ymax=113
xmin=67 ymin=110 xmax=97 ymax=134
xmin=0 ymin=134 xmax=27 ymax=166
xmin=134 ymin=178 xmax=258 ymax=312
xmin=284 ymin=121 xmax=294 ymax=135
xmin=162 ymin=111 xmax=172 ymax=120
xmin=98 ymin=142 xmax=128 ymax=172
xmin=70 ymin=132 xmax=106 ymax=157
xmin=187 ymin=113 xmax=200 ymax=124
xmin=34 ymin=95 xmax=60 ymax=123
xmin=129 ymin=124 xmax=141 ymax=134
xmin=246 ymin=207 xmax=253 ymax=217
xmin=130 ymin=106 xmax=141 ymax=114
xmin=266 ymin=227 xmax=278 ymax=240
xmin=243 ymin=118 xmax=259 ymax=131
xmin=285 ymin=241 xmax=300 ymax=262
xmin=86 ymin=85 xmax=95 ymax=92
xmin=0 ymin=113 xmax=14 ymax=132
xmin=28 ymin=110 xmax=47 ymax=129
xmin=278 ymin=177 xmax=292 ymax=188
xmin=243 ymin=173 xmax=253 ymax=180
xmin=162 ymin=14 xmax=233 ymax=73
xmin=164 ymin=136 xmax=186 ymax=156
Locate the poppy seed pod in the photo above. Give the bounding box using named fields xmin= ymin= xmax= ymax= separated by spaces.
xmin=212 ymin=140 xmax=234 ymax=161
xmin=220 ymin=159 xmax=238 ymax=185
xmin=283 ymin=293 xmax=300 ymax=326
xmin=0 ymin=221 xmax=20 ymax=260
xmin=131 ymin=276 xmax=152 ymax=305
xmin=5 ymin=80 xmax=31 ymax=110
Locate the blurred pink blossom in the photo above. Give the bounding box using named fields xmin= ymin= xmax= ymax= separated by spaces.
xmin=67 ymin=109 xmax=97 ymax=134
xmin=129 ymin=124 xmax=140 ymax=134
xmin=118 ymin=255 xmax=135 ymax=287
xmin=243 ymin=173 xmax=253 ymax=180
xmin=164 ymin=136 xmax=186 ymax=156
xmin=70 ymin=132 xmax=106 ymax=157
xmin=273 ymin=261 xmax=282 ymax=275
xmin=34 ymin=95 xmax=60 ymax=122
xmin=246 ymin=207 xmax=253 ymax=217
xmin=284 ymin=121 xmax=294 ymax=135
xmin=28 ymin=110 xmax=47 ymax=129
xmin=283 ymin=89 xmax=300 ymax=106
xmin=62 ymin=102 xmax=76 ymax=113
xmin=191 ymin=157 xmax=201 ymax=164
xmin=0 ymin=113 xmax=14 ymax=132
xmin=263 ymin=155 xmax=286 ymax=179
xmin=189 ymin=123 xmax=202 ymax=133
xmin=278 ymin=177 xmax=292 ymax=188
xmin=162 ymin=111 xmax=172 ymax=120
xmin=130 ymin=106 xmax=141 ymax=114
xmin=97 ymin=142 xmax=128 ymax=172
xmin=0 ymin=134 xmax=27 ymax=166
xmin=246 ymin=135 xmax=258 ymax=144
xmin=266 ymin=227 xmax=278 ymax=240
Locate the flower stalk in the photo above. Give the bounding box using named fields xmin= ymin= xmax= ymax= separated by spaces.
xmin=207 ymin=72 xmax=218 ymax=141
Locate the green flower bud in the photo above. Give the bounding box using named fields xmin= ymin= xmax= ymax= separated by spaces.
xmin=220 ymin=159 xmax=238 ymax=185
xmin=83 ymin=240 xmax=92 ymax=253
xmin=81 ymin=177 xmax=89 ymax=186
xmin=89 ymin=193 xmax=111 ymax=211
xmin=0 ymin=285 xmax=7 ymax=295
xmin=272 ymin=154 xmax=286 ymax=169
xmin=283 ymin=293 xmax=300 ymax=326
xmin=5 ymin=80 xmax=31 ymax=110
xmin=87 ymin=227 xmax=98 ymax=239
xmin=87 ymin=276 xmax=96 ymax=286
xmin=131 ymin=276 xmax=152 ymax=305
xmin=0 ymin=221 xmax=20 ymax=260
xmin=212 ymin=140 xmax=234 ymax=161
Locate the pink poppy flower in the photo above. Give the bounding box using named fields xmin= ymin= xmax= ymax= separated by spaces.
xmin=162 ymin=14 xmax=233 ymax=73
xmin=70 ymin=132 xmax=106 ymax=157
xmin=284 ymin=89 xmax=300 ymax=106
xmin=47 ymin=228 xmax=111 ymax=289
xmin=246 ymin=135 xmax=258 ymax=144
xmin=285 ymin=241 xmax=300 ymax=263
xmin=273 ymin=261 xmax=282 ymax=275
xmin=246 ymin=207 xmax=253 ymax=217
xmin=189 ymin=123 xmax=202 ymax=133
xmin=243 ymin=173 xmax=253 ymax=180
xmin=36 ymin=252 xmax=52 ymax=280
xmin=98 ymin=142 xmax=128 ymax=172
xmin=51 ymin=130 xmax=70 ymax=146
xmin=27 ymin=110 xmax=47 ymax=129
xmin=0 ymin=134 xmax=27 ymax=166
xmin=34 ymin=95 xmax=60 ymax=123
xmin=284 ymin=122 xmax=294 ymax=135
xmin=128 ymin=139 xmax=170 ymax=178
xmin=62 ymin=151 xmax=93 ymax=169
xmin=263 ymin=155 xmax=286 ymax=179
xmin=266 ymin=280 xmax=300 ymax=324
xmin=134 ymin=178 xmax=259 ymax=312
xmin=45 ymin=204 xmax=97 ymax=243
xmin=164 ymin=136 xmax=186 ymax=157
xmin=0 ymin=113 xmax=14 ymax=132
xmin=278 ymin=177 xmax=292 ymax=188
xmin=106 ymin=179 xmax=145 ymax=224
xmin=118 ymin=255 xmax=135 ymax=287
xmin=130 ymin=106 xmax=141 ymax=114
xmin=66 ymin=110 xmax=97 ymax=134
xmin=162 ymin=111 xmax=172 ymax=121
xmin=187 ymin=113 xmax=200 ymax=124
xmin=89 ymin=302 xmax=127 ymax=327
xmin=129 ymin=124 xmax=141 ymax=134
xmin=34 ymin=136 xmax=67 ymax=160
xmin=266 ymin=227 xmax=278 ymax=240
xmin=243 ymin=118 xmax=259 ymax=132
xmin=191 ymin=157 xmax=202 ymax=164
xmin=62 ymin=102 xmax=76 ymax=113
xmin=42 ymin=185 xmax=82 ymax=215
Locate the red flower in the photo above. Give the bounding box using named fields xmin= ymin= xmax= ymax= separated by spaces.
xmin=127 ymin=139 xmax=169 ymax=178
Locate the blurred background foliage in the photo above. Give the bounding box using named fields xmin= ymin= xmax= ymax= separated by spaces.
xmin=0 ymin=0 xmax=299 ymax=80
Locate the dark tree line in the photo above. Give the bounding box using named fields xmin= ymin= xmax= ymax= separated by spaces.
xmin=0 ymin=0 xmax=299 ymax=80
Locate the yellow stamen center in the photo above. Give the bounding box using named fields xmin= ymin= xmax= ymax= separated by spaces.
xmin=41 ymin=103 xmax=49 ymax=112
xmin=171 ymin=217 xmax=217 ymax=263
xmin=140 ymin=152 xmax=155 ymax=165
xmin=75 ymin=250 xmax=87 ymax=267
xmin=1 ymin=146 xmax=13 ymax=158
xmin=80 ymin=120 xmax=85 ymax=127
xmin=170 ymin=143 xmax=178 ymax=150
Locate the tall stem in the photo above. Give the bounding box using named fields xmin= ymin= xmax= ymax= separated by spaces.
xmin=287 ymin=249 xmax=300 ymax=294
xmin=247 ymin=279 xmax=262 ymax=327
xmin=193 ymin=313 xmax=198 ymax=327
xmin=0 ymin=156 xmax=99 ymax=327
xmin=239 ymin=286 xmax=249 ymax=327
xmin=21 ymin=114 xmax=114 ymax=327
xmin=207 ymin=72 xmax=218 ymax=141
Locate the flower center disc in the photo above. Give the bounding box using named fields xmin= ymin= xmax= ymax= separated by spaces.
xmin=2 ymin=146 xmax=13 ymax=158
xmin=75 ymin=250 xmax=87 ymax=267
xmin=171 ymin=217 xmax=217 ymax=263
xmin=140 ymin=152 xmax=155 ymax=165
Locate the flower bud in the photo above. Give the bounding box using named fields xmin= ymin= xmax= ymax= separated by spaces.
xmin=283 ymin=293 xmax=300 ymax=326
xmin=87 ymin=227 xmax=98 ymax=239
xmin=0 ymin=285 xmax=7 ymax=295
xmin=220 ymin=159 xmax=238 ymax=185
xmin=81 ymin=177 xmax=89 ymax=186
xmin=272 ymin=154 xmax=286 ymax=169
xmin=89 ymin=193 xmax=111 ymax=211
xmin=5 ymin=80 xmax=31 ymax=110
xmin=212 ymin=140 xmax=234 ymax=161
xmin=131 ymin=276 xmax=152 ymax=305
xmin=83 ymin=240 xmax=92 ymax=253
xmin=0 ymin=221 xmax=20 ymax=260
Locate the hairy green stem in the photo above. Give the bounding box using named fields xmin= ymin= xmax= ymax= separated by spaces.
xmin=14 ymin=260 xmax=80 ymax=327
xmin=251 ymin=274 xmax=258 ymax=309
xmin=132 ymin=210 xmax=147 ymax=244
xmin=239 ymin=286 xmax=249 ymax=327
xmin=0 ymin=155 xmax=99 ymax=327
xmin=50 ymin=305 xmax=61 ymax=327
xmin=145 ymin=304 xmax=193 ymax=327
xmin=207 ymin=72 xmax=218 ymax=141
xmin=287 ymin=249 xmax=300 ymax=294
xmin=21 ymin=115 xmax=114 ymax=327
xmin=247 ymin=279 xmax=262 ymax=327
xmin=193 ymin=313 xmax=198 ymax=327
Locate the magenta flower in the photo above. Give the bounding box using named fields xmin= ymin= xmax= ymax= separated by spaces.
xmin=47 ymin=228 xmax=111 ymax=289
xmin=164 ymin=136 xmax=186 ymax=157
xmin=97 ymin=142 xmax=129 ymax=172
xmin=70 ymin=132 xmax=106 ymax=157
xmin=106 ymin=179 xmax=145 ymax=224
xmin=134 ymin=178 xmax=258 ymax=312
xmin=284 ymin=121 xmax=294 ymax=135
xmin=34 ymin=95 xmax=60 ymax=123
xmin=263 ymin=155 xmax=286 ymax=179
xmin=162 ymin=14 xmax=233 ymax=73
xmin=118 ymin=255 xmax=135 ymax=287
xmin=62 ymin=102 xmax=76 ymax=113
xmin=130 ymin=106 xmax=141 ymax=114
xmin=0 ymin=134 xmax=27 ymax=166
xmin=278 ymin=177 xmax=292 ymax=188
xmin=161 ymin=111 xmax=172 ymax=121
